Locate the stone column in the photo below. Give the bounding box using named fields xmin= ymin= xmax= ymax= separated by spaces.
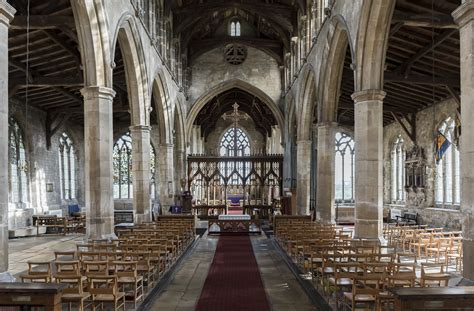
xmin=296 ymin=140 xmax=312 ymax=215
xmin=0 ymin=0 xmax=15 ymax=273
xmin=315 ymin=122 xmax=337 ymax=223
xmin=352 ymin=90 xmax=385 ymax=241
xmin=453 ymin=1 xmax=474 ymax=280
xmin=158 ymin=143 xmax=174 ymax=212
xmin=130 ymin=125 xmax=151 ymax=224
xmin=81 ymin=87 xmax=116 ymax=239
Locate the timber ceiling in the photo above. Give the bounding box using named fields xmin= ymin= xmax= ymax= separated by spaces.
xmin=339 ymin=0 xmax=461 ymax=128
xmin=6 ymin=0 xmax=155 ymax=135
xmin=169 ymin=0 xmax=301 ymax=65
xmin=194 ymin=88 xmax=278 ymax=139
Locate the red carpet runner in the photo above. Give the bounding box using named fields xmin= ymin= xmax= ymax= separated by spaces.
xmin=196 ymin=236 xmax=271 ymax=311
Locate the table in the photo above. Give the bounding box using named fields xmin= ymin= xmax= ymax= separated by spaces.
xmin=209 ymin=215 xmax=261 ymax=234
xmin=390 ymin=286 xmax=474 ymax=310
xmin=0 ymin=283 xmax=64 ymax=311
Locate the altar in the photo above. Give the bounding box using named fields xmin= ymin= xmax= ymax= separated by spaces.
xmin=208 ymin=214 xmax=261 ymax=235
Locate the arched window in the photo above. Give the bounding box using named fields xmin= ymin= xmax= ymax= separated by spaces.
xmin=220 ymin=127 xmax=250 ymax=157
xmin=59 ymin=133 xmax=76 ymax=200
xmin=335 ymin=132 xmax=354 ymax=203
xmin=113 ymin=132 xmax=133 ymax=199
xmin=436 ymin=117 xmax=460 ymax=207
xmin=230 ymin=20 xmax=241 ymax=37
xmin=391 ymin=135 xmax=405 ymax=203
xmin=150 ymin=144 xmax=156 ymax=200
xmin=8 ymin=118 xmax=29 ymax=205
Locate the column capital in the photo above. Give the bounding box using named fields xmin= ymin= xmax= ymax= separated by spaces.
xmin=316 ymin=121 xmax=338 ymax=129
xmin=159 ymin=143 xmax=174 ymax=149
xmin=453 ymin=1 xmax=474 ymax=27
xmin=129 ymin=124 xmax=151 ymax=133
xmin=80 ymin=86 xmax=116 ymax=101
xmin=296 ymin=139 xmax=312 ymax=145
xmin=351 ymin=89 xmax=386 ymax=103
xmin=0 ymin=1 xmax=15 ymax=27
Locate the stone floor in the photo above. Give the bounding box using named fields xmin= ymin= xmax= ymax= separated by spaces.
xmin=148 ymin=234 xmax=316 ymax=311
xmin=8 ymin=235 xmax=84 ymax=278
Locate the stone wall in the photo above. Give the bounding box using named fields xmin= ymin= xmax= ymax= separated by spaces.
xmin=187 ymin=46 xmax=282 ymax=105
xmin=383 ymin=98 xmax=460 ymax=229
xmin=7 ymin=103 xmax=85 ymax=230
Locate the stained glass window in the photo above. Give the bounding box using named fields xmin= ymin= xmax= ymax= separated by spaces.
xmin=113 ymin=132 xmax=133 ymax=199
xmin=391 ymin=135 xmax=405 ymax=203
xmin=230 ymin=20 xmax=241 ymax=37
xmin=220 ymin=127 xmax=250 ymax=157
xmin=59 ymin=133 xmax=76 ymax=200
xmin=436 ymin=117 xmax=460 ymax=207
xmin=8 ymin=118 xmax=29 ymax=205
xmin=335 ymin=132 xmax=354 ymax=203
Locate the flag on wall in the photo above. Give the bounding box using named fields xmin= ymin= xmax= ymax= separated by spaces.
xmin=435 ymin=131 xmax=451 ymax=164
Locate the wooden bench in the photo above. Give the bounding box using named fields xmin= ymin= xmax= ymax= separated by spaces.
xmin=34 ymin=216 xmax=67 ymax=235
xmin=390 ymin=287 xmax=474 ymax=310
xmin=0 ymin=283 xmax=64 ymax=311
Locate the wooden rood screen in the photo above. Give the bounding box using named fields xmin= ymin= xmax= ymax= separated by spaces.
xmin=187 ymin=154 xmax=283 ymax=205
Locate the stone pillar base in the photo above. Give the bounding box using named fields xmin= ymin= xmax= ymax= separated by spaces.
xmin=87 ymin=216 xmax=115 ymax=240
xmin=463 ymin=239 xmax=474 ymax=280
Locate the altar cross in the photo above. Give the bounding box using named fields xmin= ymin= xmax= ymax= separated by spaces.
xmin=222 ymin=103 xmax=249 ymax=156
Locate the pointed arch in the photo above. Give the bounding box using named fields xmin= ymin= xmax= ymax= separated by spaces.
xmin=354 ymin=0 xmax=395 ymax=91
xmin=111 ymin=14 xmax=150 ymax=126
xmin=71 ymin=0 xmax=112 ymax=87
xmin=186 ymin=79 xmax=285 ymax=144
xmin=296 ymin=64 xmax=317 ymax=141
xmin=318 ymin=15 xmax=354 ymax=123
xmin=152 ymin=71 xmax=172 ymax=145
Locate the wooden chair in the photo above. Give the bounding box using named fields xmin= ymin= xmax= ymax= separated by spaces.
xmin=328 ymin=263 xmax=360 ymax=309
xmin=83 ymin=261 xmax=109 ymax=277
xmin=388 ymin=263 xmax=417 ymax=288
xmin=56 ymin=275 xmax=92 ymax=311
xmin=342 ymin=276 xmax=379 ymax=311
xmin=54 ymin=260 xmax=82 ymax=278
xmin=420 ymin=263 xmax=450 ymax=287
xmin=113 ymin=261 xmax=144 ymax=309
xmin=54 ymin=251 xmax=77 ymax=261
xmin=20 ymin=261 xmax=52 ymax=283
xmin=446 ymin=241 xmax=463 ymax=272
xmin=88 ymin=275 xmax=126 ymax=311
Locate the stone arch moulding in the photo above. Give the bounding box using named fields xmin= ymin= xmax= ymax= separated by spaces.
xmin=111 ymin=13 xmax=150 ymax=127
xmin=354 ymin=0 xmax=395 ymax=92
xmin=71 ymin=0 xmax=112 ymax=88
xmin=173 ymin=97 xmax=187 ymax=154
xmin=317 ymin=14 xmax=355 ymax=124
xmin=186 ymin=79 xmax=285 ymax=146
xmin=296 ymin=63 xmax=318 ymax=141
xmin=152 ymin=71 xmax=173 ymax=146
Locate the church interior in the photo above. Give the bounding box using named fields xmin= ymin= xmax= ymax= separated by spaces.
xmin=0 ymin=0 xmax=473 ymax=310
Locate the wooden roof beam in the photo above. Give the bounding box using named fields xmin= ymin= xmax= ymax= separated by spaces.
xmin=10 ymin=75 xmax=83 ymax=87
xmin=384 ymin=71 xmax=459 ymax=87
xmin=399 ymin=28 xmax=458 ymax=77
xmin=41 ymin=30 xmax=81 ymax=67
xmin=11 ymin=15 xmax=75 ymax=30
xmin=391 ymin=11 xmax=457 ymax=29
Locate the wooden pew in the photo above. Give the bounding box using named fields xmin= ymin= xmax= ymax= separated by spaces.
xmin=0 ymin=283 xmax=64 ymax=311
xmin=390 ymin=287 xmax=474 ymax=310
